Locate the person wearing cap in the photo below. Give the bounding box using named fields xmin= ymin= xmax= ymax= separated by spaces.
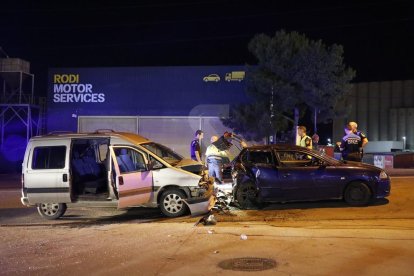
xmin=190 ymin=130 xmax=204 ymax=163
xmin=340 ymin=126 xmax=363 ymax=161
xmin=297 ymin=126 xmax=312 ymax=150
xmin=205 ymin=135 xmax=228 ymax=183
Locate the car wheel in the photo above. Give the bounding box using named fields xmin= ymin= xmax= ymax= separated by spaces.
xmin=236 ymin=182 xmax=258 ymax=209
xmin=344 ymin=182 xmax=372 ymax=206
xmin=37 ymin=203 xmax=67 ymax=220
xmin=159 ymin=189 xmax=188 ymax=217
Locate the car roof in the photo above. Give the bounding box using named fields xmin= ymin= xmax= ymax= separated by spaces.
xmin=30 ymin=131 xmax=150 ymax=144
xmin=245 ymin=144 xmax=312 ymax=151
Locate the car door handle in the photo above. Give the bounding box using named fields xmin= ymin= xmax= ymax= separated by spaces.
xmin=62 ymin=174 xmax=68 ymax=182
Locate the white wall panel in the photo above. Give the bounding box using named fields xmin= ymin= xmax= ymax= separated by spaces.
xmin=78 ymin=116 xmax=138 ymax=133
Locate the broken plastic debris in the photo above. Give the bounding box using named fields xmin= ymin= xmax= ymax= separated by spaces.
xmin=195 ymin=214 xmax=217 ymax=226
xmin=205 ymin=215 xmax=217 ymax=225
xmin=213 ymin=250 xmax=220 ymax=254
xmin=240 ymin=234 xmax=248 ymax=240
xmin=207 ymin=229 xmax=215 ymax=234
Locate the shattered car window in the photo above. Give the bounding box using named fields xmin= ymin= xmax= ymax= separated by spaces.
xmin=141 ymin=142 xmax=183 ymax=164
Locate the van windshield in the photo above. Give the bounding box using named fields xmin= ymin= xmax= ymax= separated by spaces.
xmin=141 ymin=142 xmax=183 ymax=164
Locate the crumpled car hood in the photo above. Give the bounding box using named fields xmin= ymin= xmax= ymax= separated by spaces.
xmin=175 ymin=159 xmax=200 ymax=167
xmin=174 ymin=159 xmax=203 ymax=174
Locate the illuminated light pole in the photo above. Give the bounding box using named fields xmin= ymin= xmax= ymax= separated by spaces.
xmin=402 ymin=136 xmax=406 ymax=151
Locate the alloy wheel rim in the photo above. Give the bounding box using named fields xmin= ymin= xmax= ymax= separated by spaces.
xmin=163 ymin=194 xmax=183 ymax=214
xmin=241 ymin=185 xmax=256 ymax=200
xmin=40 ymin=203 xmax=59 ymax=216
xmin=350 ymin=187 xmax=365 ymax=201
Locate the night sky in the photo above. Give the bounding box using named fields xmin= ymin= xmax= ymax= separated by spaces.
xmin=1 ymin=0 xmax=413 ymax=96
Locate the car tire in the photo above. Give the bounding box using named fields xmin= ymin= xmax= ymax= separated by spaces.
xmin=236 ymin=182 xmax=258 ymax=209
xmin=344 ymin=182 xmax=372 ymax=206
xmin=37 ymin=203 xmax=67 ymax=220
xmin=159 ymin=189 xmax=188 ymax=217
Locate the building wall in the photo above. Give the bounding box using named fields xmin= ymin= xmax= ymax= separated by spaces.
xmin=47 ymin=66 xmax=249 ymax=132
xmin=333 ymin=80 xmax=414 ymax=150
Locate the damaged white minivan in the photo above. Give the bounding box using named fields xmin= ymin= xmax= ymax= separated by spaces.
xmin=21 ymin=130 xmax=214 ymax=219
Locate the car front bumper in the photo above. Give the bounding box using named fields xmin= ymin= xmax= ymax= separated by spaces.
xmin=184 ymin=183 xmax=216 ymax=216
xmin=375 ymin=178 xmax=391 ymax=198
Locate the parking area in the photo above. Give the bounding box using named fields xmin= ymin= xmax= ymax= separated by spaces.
xmin=1 ymin=175 xmax=414 ymax=275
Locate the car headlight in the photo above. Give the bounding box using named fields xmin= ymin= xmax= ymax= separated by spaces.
xmin=379 ymin=171 xmax=388 ymax=180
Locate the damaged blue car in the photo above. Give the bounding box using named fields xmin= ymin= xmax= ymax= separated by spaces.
xmin=231 ymin=145 xmax=391 ymax=208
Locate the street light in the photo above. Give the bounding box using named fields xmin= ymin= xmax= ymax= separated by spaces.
xmin=402 ymin=136 xmax=406 ymax=151
xmin=327 ymin=138 xmax=332 ymax=146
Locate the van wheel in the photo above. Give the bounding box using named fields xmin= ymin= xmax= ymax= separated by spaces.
xmin=344 ymin=182 xmax=372 ymax=206
xmin=37 ymin=203 xmax=67 ymax=220
xmin=159 ymin=189 xmax=188 ymax=217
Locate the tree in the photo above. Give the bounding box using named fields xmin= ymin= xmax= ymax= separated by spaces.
xmin=223 ymin=30 xmax=355 ymax=142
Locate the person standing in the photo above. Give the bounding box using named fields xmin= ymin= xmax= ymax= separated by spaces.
xmin=340 ymin=126 xmax=363 ymax=161
xmin=205 ymin=135 xmax=228 ymax=183
xmin=348 ymin=122 xmax=368 ymax=148
xmin=312 ymin=133 xmax=319 ymax=150
xmin=190 ymin=130 xmax=204 ymax=163
xmin=296 ymin=126 xmax=312 ymax=150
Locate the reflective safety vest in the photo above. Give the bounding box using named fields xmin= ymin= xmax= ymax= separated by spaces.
xmin=298 ymin=135 xmax=312 ymax=148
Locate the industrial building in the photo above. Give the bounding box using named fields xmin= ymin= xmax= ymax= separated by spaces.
xmin=333 ymin=80 xmax=414 ymax=151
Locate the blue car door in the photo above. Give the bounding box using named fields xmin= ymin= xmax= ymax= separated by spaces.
xmin=276 ymin=150 xmax=318 ymax=201
xmin=243 ymin=149 xmax=282 ymax=201
xmin=254 ymin=164 xmax=283 ymax=201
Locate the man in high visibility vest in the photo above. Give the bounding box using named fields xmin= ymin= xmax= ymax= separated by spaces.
xmin=205 ymin=135 xmax=229 ymax=184
xmin=296 ymin=126 xmax=312 ymax=150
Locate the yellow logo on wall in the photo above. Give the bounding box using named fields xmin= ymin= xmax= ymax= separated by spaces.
xmin=52 ymin=74 xmax=105 ymax=103
xmin=225 ymin=71 xmax=245 ymax=82
xmin=203 ymin=74 xmax=221 ymax=82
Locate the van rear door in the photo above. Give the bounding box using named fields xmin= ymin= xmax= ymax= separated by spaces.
xmin=24 ymin=139 xmax=72 ymax=204
xmin=109 ymin=146 xmax=153 ymax=209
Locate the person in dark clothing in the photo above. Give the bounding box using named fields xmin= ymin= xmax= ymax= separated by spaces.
xmin=190 ymin=130 xmax=204 ymax=163
xmin=340 ymin=127 xmax=363 ymax=162
xmin=348 ymin=122 xmax=368 ymax=147
xmin=312 ymin=134 xmax=319 ymax=150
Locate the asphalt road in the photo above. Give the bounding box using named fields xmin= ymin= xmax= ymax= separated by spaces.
xmin=0 ymin=175 xmax=413 ymax=275
xmin=0 ymin=175 xmax=412 ymax=227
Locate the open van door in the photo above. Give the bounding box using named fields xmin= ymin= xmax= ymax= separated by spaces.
xmin=110 ymin=146 xmax=153 ymax=209
xmin=24 ymin=139 xmax=72 ymax=204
